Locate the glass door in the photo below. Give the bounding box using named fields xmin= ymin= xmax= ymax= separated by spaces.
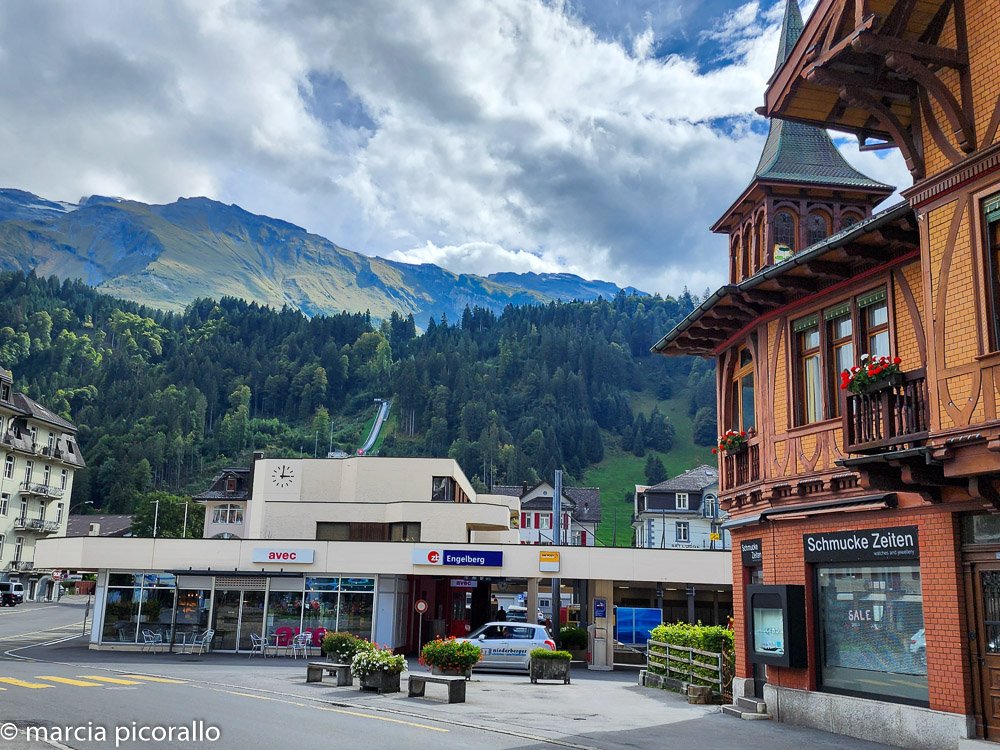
xmin=239 ymin=591 xmax=266 ymax=652
xmin=212 ymin=590 xmax=242 ymax=651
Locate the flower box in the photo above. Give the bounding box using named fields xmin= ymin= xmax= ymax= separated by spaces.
xmin=431 ymin=665 xmax=472 ymax=679
xmin=359 ymin=670 xmax=401 ymax=694
xmin=855 ymin=371 xmax=903 ymax=395
xmin=529 ymin=648 xmax=572 ymax=684
xmin=419 ymin=636 xmax=482 ymax=676
xmin=841 ymin=354 xmax=904 ymax=395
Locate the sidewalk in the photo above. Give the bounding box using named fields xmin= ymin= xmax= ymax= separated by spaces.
xmin=26 ymin=640 xmax=900 ymax=750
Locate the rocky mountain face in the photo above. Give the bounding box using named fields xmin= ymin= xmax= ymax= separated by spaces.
xmin=0 ymin=189 xmax=642 ymax=325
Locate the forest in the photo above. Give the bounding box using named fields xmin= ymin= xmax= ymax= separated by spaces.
xmin=0 ymin=271 xmax=717 ymax=532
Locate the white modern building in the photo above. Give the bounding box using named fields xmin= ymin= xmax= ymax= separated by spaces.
xmin=0 ymin=367 xmax=84 ymax=600
xmin=632 ymin=465 xmax=728 ymax=551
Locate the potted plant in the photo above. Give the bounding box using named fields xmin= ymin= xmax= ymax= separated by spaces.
xmin=559 ymin=626 xmax=588 ymax=661
xmin=419 ymin=636 xmax=482 ymax=678
xmin=712 ymin=430 xmax=748 ymax=456
xmin=352 ymin=644 xmax=406 ymax=693
xmin=322 ymin=631 xmax=370 ymax=665
xmin=529 ymin=648 xmax=572 ymax=684
xmin=841 ymin=354 xmax=904 ymax=395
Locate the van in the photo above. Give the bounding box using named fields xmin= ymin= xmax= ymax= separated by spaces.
xmin=0 ymin=581 xmax=25 ymax=606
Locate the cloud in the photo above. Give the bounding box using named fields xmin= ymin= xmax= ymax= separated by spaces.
xmin=0 ymin=0 xmax=909 ymax=298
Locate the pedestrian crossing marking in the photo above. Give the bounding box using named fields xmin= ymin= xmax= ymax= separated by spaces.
xmin=120 ymin=675 xmax=187 ymax=684
xmin=0 ymin=677 xmax=53 ymax=688
xmin=76 ymin=675 xmax=144 ymax=685
xmin=36 ymin=676 xmax=105 ymax=687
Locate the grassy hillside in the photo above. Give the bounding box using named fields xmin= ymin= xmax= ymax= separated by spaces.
xmin=584 ymin=390 xmax=714 ymax=546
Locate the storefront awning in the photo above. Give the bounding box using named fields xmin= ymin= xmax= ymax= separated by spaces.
xmin=721 ymin=494 xmax=896 ymax=530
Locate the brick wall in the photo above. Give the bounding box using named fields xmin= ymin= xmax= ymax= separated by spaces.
xmin=730 ymin=506 xmax=972 ymax=714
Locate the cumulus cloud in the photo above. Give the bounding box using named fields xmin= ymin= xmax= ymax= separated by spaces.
xmin=0 ymin=0 xmax=909 ymax=297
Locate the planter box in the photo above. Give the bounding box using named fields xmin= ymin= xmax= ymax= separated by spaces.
xmin=854 ymin=371 xmax=904 ymax=395
xmin=530 ymin=658 xmax=571 ymax=684
xmin=723 ymin=442 xmax=747 ymax=455
xmin=431 ymin=665 xmax=472 ymax=679
xmin=359 ymin=671 xmax=402 ymax=694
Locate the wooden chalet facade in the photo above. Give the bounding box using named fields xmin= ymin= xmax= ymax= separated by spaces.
xmin=655 ymin=0 xmax=1000 ymax=747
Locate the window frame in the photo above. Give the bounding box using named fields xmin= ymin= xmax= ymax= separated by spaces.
xmin=985 ymin=193 xmax=1000 ymax=352
xmin=731 ymin=345 xmax=756 ymax=433
xmin=3 ymin=455 xmax=13 ymax=479
xmin=0 ymin=493 xmax=8 ymax=516
xmin=212 ymin=503 xmax=244 ymax=525
xmin=675 ymin=521 xmax=690 ymax=543
xmin=773 ymin=210 xmax=797 ymax=260
xmin=675 ymin=492 xmax=690 ymax=511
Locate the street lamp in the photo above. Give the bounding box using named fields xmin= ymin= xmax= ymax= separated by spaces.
xmin=152 ymin=497 xmax=159 ymax=538
xmin=69 ymin=500 xmax=93 ymax=514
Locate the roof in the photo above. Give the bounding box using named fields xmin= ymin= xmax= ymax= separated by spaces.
xmin=192 ymin=468 xmax=251 ymax=502
xmin=11 ymin=393 xmax=77 ymax=432
xmin=654 ymin=200 xmax=917 ymax=356
xmin=645 ymin=465 xmax=719 ymax=494
xmin=751 ymin=0 xmax=891 ymax=192
xmin=491 ymin=484 xmax=602 ymax=523
xmin=67 ymin=514 xmax=133 ymax=537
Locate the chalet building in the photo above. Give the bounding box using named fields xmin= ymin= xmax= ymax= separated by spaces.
xmin=0 ymin=367 xmax=84 ymax=601
xmin=632 ymin=465 xmax=727 ymax=550
xmin=193 ymin=467 xmax=252 ymax=539
xmin=492 ymin=482 xmax=601 ymax=546
xmin=654 ymin=0 xmax=1000 ymax=747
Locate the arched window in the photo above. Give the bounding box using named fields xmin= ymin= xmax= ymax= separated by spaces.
xmin=730 ymin=346 xmax=755 ymax=432
xmin=840 ymin=213 xmax=861 ymax=230
xmin=212 ymin=503 xmax=243 ymax=525
xmin=773 ymin=211 xmax=796 ymax=259
xmin=807 ymin=212 xmax=830 ymax=246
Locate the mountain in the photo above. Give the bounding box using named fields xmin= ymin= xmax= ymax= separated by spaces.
xmin=0 ymin=188 xmax=639 ymax=325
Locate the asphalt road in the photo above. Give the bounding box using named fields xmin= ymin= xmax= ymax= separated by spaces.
xmin=0 ymin=598 xmax=89 ymax=660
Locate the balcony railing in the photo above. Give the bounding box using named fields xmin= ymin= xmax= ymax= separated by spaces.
xmin=18 ymin=482 xmax=65 ymax=498
xmin=722 ymin=436 xmax=761 ymax=491
xmin=843 ymin=368 xmax=930 ymax=454
xmin=6 ymin=560 xmax=33 ymax=572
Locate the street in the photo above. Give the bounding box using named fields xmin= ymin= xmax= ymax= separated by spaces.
xmin=0 ymin=599 xmax=900 ymax=750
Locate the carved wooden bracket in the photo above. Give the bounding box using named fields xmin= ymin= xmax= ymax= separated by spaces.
xmin=839 ymin=85 xmax=925 ymax=179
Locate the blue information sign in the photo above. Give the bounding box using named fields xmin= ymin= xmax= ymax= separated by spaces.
xmin=594 ymin=597 xmax=607 ymax=619
xmin=443 ymin=549 xmax=503 ymax=567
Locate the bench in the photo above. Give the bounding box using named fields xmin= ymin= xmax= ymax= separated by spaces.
xmin=407 ymin=674 xmax=466 ymax=704
xmin=306 ymin=662 xmax=353 ymax=687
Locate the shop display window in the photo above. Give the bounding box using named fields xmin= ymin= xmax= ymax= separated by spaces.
xmin=817 ymin=564 xmax=927 ymax=704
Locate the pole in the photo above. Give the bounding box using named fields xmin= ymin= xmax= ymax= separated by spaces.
xmin=418 ymin=612 xmax=424 ymax=651
xmin=551 ymin=470 xmax=562 ymax=646
xmin=82 ymin=593 xmax=91 ymax=637
xmin=152 ymin=499 xmax=159 ymax=538
xmin=182 ymin=502 xmax=189 ymax=538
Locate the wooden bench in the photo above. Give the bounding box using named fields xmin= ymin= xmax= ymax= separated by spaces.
xmin=407 ymin=674 xmax=466 ymax=703
xmin=306 ymin=662 xmax=352 ymax=687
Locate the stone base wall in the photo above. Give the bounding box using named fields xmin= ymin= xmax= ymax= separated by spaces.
xmin=765 ymin=684 xmax=975 ymax=750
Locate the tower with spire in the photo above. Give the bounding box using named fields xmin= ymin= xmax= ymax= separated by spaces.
xmin=713 ymin=0 xmax=894 ymax=285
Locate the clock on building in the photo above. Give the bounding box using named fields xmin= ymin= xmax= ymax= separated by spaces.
xmin=271 ymin=464 xmax=295 ymax=489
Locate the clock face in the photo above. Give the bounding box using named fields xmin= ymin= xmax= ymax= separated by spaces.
xmin=271 ymin=464 xmax=295 ymax=489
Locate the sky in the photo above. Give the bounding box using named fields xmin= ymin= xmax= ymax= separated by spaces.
xmin=0 ymin=0 xmax=910 ymax=297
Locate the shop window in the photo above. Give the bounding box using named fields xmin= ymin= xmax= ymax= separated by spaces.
xmin=676 ymin=493 xmax=689 ymax=511
xmin=101 ymin=571 xmax=176 ymax=645
xmin=816 ymin=564 xmax=927 ymax=704
xmin=212 ymin=504 xmax=243 ymax=525
xmin=431 ymin=476 xmax=455 ymax=502
xmin=773 ymin=211 xmax=796 ymax=261
xmin=807 ymin=211 xmax=830 ymax=246
xmin=794 ymin=315 xmax=823 ymax=424
xmin=984 ymin=193 xmax=1000 ymax=351
xmin=730 ymin=346 xmax=755 ymax=432
xmin=675 ymin=522 xmax=690 ymax=543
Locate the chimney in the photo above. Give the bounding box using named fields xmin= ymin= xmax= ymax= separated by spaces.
xmin=88 ymin=523 xmax=100 ymax=536
xmin=521 ymin=482 xmax=528 ymax=497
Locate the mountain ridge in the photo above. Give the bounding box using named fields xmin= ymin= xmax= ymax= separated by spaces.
xmin=0 ymin=188 xmax=646 ymax=325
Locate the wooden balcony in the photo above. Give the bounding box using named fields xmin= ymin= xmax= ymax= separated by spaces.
xmin=722 ymin=436 xmax=761 ymax=491
xmin=843 ymin=369 xmax=930 ymax=454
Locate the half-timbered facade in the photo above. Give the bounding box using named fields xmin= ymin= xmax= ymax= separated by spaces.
xmin=655 ymin=0 xmax=1000 ymax=747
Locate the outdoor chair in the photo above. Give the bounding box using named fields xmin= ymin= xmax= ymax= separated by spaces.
xmin=189 ymin=629 xmax=215 ymax=655
xmin=140 ymin=629 xmax=163 ymax=653
xmin=249 ymin=633 xmax=268 ymax=659
xmin=290 ymin=633 xmax=310 ymax=660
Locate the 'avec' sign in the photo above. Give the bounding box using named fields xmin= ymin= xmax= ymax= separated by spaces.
xmin=251 ymin=548 xmax=316 ymax=564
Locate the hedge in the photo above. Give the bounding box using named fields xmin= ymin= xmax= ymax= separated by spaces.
xmin=647 ymin=622 xmax=735 ymax=696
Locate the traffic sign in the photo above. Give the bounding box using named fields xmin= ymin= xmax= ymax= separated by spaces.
xmin=414 ymin=599 xmax=429 ymax=614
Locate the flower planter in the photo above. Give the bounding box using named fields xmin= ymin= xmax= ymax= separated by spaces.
xmin=431 ymin=665 xmax=472 ymax=679
xmin=724 ymin=443 xmax=748 ymax=456
xmin=855 ymin=371 xmax=904 ymax=395
xmin=359 ymin=671 xmax=401 ymax=694
xmin=530 ymin=658 xmax=571 ymax=684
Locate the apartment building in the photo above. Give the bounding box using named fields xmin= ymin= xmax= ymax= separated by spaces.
xmin=633 ymin=465 xmax=727 ymax=550
xmin=0 ymin=367 xmax=84 ymax=600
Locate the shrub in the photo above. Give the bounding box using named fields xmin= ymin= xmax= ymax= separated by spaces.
xmin=648 ymin=622 xmax=735 ymax=693
xmin=530 ymin=648 xmax=572 ymax=661
xmin=419 ymin=637 xmax=482 ymax=671
xmin=559 ymin=626 xmax=588 ymax=650
xmin=322 ymin=631 xmax=373 ymax=663
xmin=351 ymin=644 xmax=406 ymax=677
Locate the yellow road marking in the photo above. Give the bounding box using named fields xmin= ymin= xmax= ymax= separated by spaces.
xmin=216 ymin=689 xmax=448 ymax=733
xmin=120 ymin=675 xmax=187 ymax=684
xmin=0 ymin=677 xmax=53 ymax=688
xmin=76 ymin=675 xmax=143 ymax=685
xmin=36 ymin=676 xmax=105 ymax=687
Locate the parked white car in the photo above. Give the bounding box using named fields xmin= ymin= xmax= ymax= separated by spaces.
xmin=458 ymin=622 xmax=555 ymax=672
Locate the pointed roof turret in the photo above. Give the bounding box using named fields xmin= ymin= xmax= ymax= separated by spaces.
xmin=750 ymin=0 xmax=892 ymax=191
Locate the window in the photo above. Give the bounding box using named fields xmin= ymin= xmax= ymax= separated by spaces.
xmin=0 ymin=534 xmax=4 ymax=558
xmin=55 ymin=503 xmax=64 ymax=524
xmin=676 ymin=493 xmax=689 ymax=511
xmin=4 ymin=455 xmax=12 ymax=479
xmin=794 ymin=315 xmax=823 ymax=424
xmin=817 ymin=564 xmax=926 ymax=703
xmin=0 ymin=493 xmax=7 ymax=516
xmin=521 ymin=512 xmax=532 ymax=529
xmin=859 ymin=289 xmax=890 ymax=358
xmin=826 ymin=304 xmax=854 ymax=418
xmin=42 ymin=464 xmax=50 ymax=487
xmin=986 ymin=193 xmax=1000 ymax=350
xmin=23 ymin=460 xmax=32 ymax=485
xmin=0 ymin=383 xmax=9 ymax=402
xmin=539 ymin=514 xmax=552 ymax=530
xmin=18 ymin=498 xmax=26 ymax=523
xmin=675 ymin=522 xmax=690 ymax=543
xmin=807 ymin=211 xmax=830 ymax=246
xmin=730 ymin=346 xmax=755 ymax=432
xmin=704 ymin=495 xmax=718 ymax=518
xmin=28 ymin=426 xmax=36 ymax=445
xmin=60 ymin=469 xmax=67 ymax=489
xmin=431 ymin=476 xmax=454 ymax=502
xmin=773 ymin=211 xmax=796 ymax=260
xmin=840 ymin=213 xmax=861 ymax=230
xmin=225 ymin=477 xmax=237 ymax=493
xmin=13 ymin=536 xmax=23 ymax=562
xmin=389 ymin=522 xmax=421 ymax=542
xmin=212 ymin=503 xmax=243 ymax=525
xmin=46 ymin=434 xmax=54 ymax=454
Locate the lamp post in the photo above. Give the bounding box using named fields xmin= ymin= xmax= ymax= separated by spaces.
xmin=152 ymin=497 xmax=159 ymax=538
xmin=69 ymin=500 xmax=93 ymax=515
xmin=182 ymin=501 xmax=189 ymax=538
